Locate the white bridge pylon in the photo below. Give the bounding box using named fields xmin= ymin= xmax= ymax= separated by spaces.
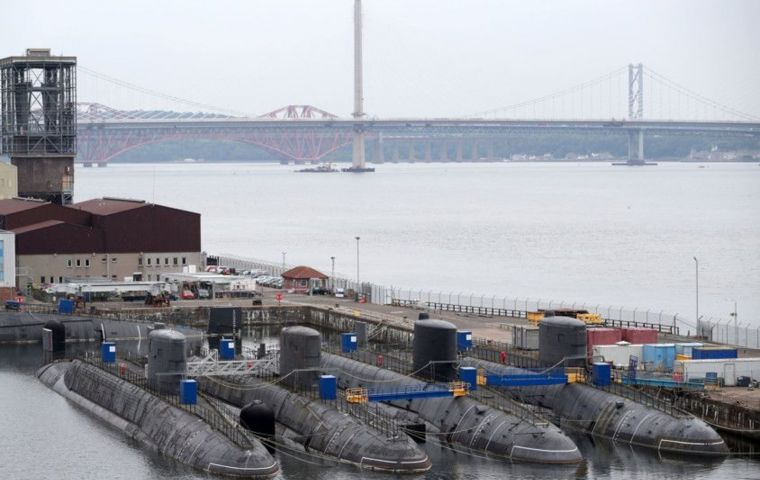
xmin=185 ymin=349 xmax=277 ymax=377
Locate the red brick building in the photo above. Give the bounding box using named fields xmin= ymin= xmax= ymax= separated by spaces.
xmin=281 ymin=266 xmax=328 ymax=293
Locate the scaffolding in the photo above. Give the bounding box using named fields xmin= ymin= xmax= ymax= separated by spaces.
xmin=0 ymin=49 xmax=76 ymax=204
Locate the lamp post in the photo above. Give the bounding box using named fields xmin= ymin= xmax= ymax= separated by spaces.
xmin=693 ymin=256 xmax=699 ymax=335
xmin=729 ymin=299 xmax=738 ymax=345
xmin=282 ymin=251 xmax=287 ymax=270
xmin=355 ymin=236 xmax=360 ymax=299
xmin=330 ymin=256 xmax=335 ymax=291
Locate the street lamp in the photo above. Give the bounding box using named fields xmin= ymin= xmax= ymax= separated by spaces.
xmin=729 ymin=299 xmax=738 ymax=345
xmin=282 ymin=251 xmax=287 ymax=269
xmin=355 ymin=237 xmax=360 ymax=297
xmin=693 ymin=257 xmax=699 ymax=335
xmin=330 ymin=256 xmax=336 ymax=291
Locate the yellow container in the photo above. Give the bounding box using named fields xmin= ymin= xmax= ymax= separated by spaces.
xmin=577 ymin=313 xmax=604 ymax=325
xmin=527 ymin=311 xmax=544 ymax=325
xmin=676 ymin=354 xmax=691 ymax=361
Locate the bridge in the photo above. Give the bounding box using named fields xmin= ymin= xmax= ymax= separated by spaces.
xmin=74 ymin=60 xmax=760 ymax=166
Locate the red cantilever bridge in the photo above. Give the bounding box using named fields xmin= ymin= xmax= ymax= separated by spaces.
xmin=76 ymin=102 xmax=760 ymax=166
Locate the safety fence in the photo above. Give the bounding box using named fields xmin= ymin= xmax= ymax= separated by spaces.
xmin=217 ymin=254 xmax=691 ymax=336
xmin=702 ymin=319 xmax=760 ymax=350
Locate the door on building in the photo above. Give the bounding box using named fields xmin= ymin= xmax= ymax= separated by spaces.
xmin=723 ymin=363 xmax=736 ymax=386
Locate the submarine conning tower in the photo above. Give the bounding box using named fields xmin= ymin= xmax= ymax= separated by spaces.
xmin=279 ymin=326 xmax=321 ymax=390
xmin=539 ymin=313 xmax=587 ymax=368
xmin=413 ymin=318 xmax=457 ymax=381
xmin=148 ymin=327 xmax=187 ymax=395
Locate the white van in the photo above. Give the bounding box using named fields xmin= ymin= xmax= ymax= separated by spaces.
xmin=335 ymin=288 xmax=345 ymax=298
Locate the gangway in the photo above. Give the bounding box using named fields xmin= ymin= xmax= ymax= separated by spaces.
xmin=482 ymin=371 xmax=568 ymax=388
xmin=345 ymin=381 xmax=469 ymax=404
xmin=185 ymin=350 xmax=271 ymax=377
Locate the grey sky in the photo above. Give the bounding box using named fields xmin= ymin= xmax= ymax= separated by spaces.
xmin=4 ymin=0 xmax=759 ymax=118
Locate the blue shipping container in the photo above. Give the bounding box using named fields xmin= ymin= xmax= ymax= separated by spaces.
xmin=341 ymin=333 xmax=358 ymax=353
xmin=319 ymin=375 xmax=337 ymax=400
xmin=101 ymin=342 xmax=116 ymax=363
xmin=58 ymin=299 xmax=75 ymax=314
xmin=457 ymin=331 xmax=473 ymax=351
xmin=459 ymin=366 xmax=477 ymax=391
xmin=692 ymin=347 xmax=737 ymax=360
xmin=180 ymin=379 xmax=198 ymax=405
xmin=592 ymin=362 xmax=611 ymax=386
xmin=642 ymin=344 xmax=676 ymax=371
xmin=219 ymin=338 xmax=235 ymax=360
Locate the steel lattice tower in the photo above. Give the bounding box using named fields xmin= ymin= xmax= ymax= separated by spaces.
xmin=0 ymin=49 xmax=76 ymax=204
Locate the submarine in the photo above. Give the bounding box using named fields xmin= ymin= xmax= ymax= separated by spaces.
xmin=321 ymin=319 xmax=583 ymax=464
xmin=0 ymin=309 xmax=203 ymax=345
xmin=200 ymin=326 xmax=432 ymax=473
xmin=461 ymin=315 xmax=728 ymax=457
xmin=37 ymin=325 xmax=279 ymax=478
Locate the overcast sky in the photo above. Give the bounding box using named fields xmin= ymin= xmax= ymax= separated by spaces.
xmin=3 ymin=0 xmax=759 ymax=118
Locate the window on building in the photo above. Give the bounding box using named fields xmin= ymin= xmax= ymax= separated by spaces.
xmin=66 ymin=259 xmax=72 ymax=268
xmin=75 ymin=259 xmax=81 ymax=267
xmin=111 ymin=257 xmax=117 ymax=263
xmin=182 ymin=257 xmax=187 ymax=265
xmin=155 ymin=258 xmax=160 ymax=266
xmin=147 ymin=258 xmax=152 ymax=266
xmin=173 ymin=257 xmax=178 ymax=266
xmin=164 ymin=258 xmax=169 ymax=265
xmin=147 ymin=274 xmax=151 ymax=281
xmin=138 ymin=257 xmax=142 ymax=266
xmin=40 ymin=276 xmax=45 ymax=284
xmin=111 ymin=275 xmax=117 ymax=280
xmin=101 ymin=257 xmax=107 ymax=263
xmin=58 ymin=276 xmax=63 ymax=283
xmin=49 ymin=276 xmax=54 ymax=283
xmin=85 ymin=259 xmax=90 ymax=267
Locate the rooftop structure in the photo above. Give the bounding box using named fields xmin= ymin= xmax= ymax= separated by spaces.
xmin=0 ymin=49 xmax=77 ymax=204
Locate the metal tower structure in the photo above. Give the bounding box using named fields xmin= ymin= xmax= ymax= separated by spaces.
xmin=628 ymin=63 xmax=643 ymax=120
xmin=0 ymin=49 xmax=76 ymax=204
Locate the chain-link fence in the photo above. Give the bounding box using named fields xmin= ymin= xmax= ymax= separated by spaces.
xmin=701 ymin=319 xmax=760 ymax=349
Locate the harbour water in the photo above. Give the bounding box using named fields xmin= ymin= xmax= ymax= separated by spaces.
xmin=2 ymin=341 xmax=759 ymax=480
xmin=2 ymin=160 xmax=758 ymax=479
xmin=76 ymin=161 xmax=760 ymax=328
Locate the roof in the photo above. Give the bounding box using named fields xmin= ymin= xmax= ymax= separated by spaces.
xmin=10 ymin=219 xmax=64 ymax=234
xmin=281 ymin=265 xmax=328 ymax=280
xmin=0 ymin=198 xmax=49 ymax=215
xmin=73 ymin=197 xmax=148 ymax=215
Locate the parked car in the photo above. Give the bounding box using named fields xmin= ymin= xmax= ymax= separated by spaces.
xmin=335 ymin=288 xmax=345 ymax=298
xmin=311 ymin=287 xmax=330 ymax=295
xmin=181 ymin=290 xmax=196 ymax=300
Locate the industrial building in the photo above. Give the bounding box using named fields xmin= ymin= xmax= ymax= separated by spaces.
xmin=0 ymin=197 xmax=200 ymax=288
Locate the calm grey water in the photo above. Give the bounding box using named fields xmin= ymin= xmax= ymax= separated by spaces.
xmin=1 ymin=343 xmax=759 ymax=480
xmin=2 ymin=161 xmax=759 ymax=479
xmin=76 ymin=161 xmax=760 ymax=328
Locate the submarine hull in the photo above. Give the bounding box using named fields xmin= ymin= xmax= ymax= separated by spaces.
xmin=200 ymin=375 xmax=432 ymax=473
xmin=37 ymin=360 xmax=279 ymax=478
xmin=460 ymin=357 xmax=729 ymax=457
xmin=321 ymin=352 xmax=583 ymax=464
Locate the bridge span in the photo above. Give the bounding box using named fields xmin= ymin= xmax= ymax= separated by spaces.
xmin=78 ymin=116 xmax=760 ymax=165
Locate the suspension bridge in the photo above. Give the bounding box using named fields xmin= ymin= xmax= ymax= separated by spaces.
xmin=74 ymin=63 xmax=760 ymax=166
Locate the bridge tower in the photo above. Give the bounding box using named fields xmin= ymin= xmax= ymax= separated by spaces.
xmin=622 ymin=64 xmax=654 ymax=165
xmin=0 ymin=49 xmax=76 ymax=204
xmin=628 ymin=63 xmax=643 ymax=120
xmin=345 ymin=0 xmax=374 ymax=172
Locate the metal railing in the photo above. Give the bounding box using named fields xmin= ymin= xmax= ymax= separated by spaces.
xmin=78 ymin=357 xmax=255 ymax=448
